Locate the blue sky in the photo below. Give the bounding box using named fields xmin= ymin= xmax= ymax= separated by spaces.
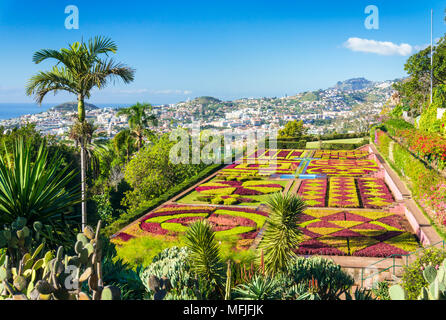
xmin=0 ymin=0 xmax=445 ymax=104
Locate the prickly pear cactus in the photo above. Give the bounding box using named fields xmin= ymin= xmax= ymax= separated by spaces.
xmin=390 ymin=258 xmax=446 ymax=300
xmin=0 ymin=220 xmax=121 ymax=300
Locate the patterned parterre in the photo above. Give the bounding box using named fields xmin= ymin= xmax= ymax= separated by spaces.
xmin=305 ymin=159 xmax=379 ymax=176
xmin=296 ymin=209 xmax=419 ymax=257
xmin=113 ymin=205 xmax=269 ymax=249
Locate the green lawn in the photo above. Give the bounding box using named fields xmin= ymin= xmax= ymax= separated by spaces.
xmin=306 ymin=138 xmax=364 ymax=149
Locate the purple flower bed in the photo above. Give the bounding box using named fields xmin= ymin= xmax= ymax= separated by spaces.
xmin=115 ymin=232 xmax=134 ymax=241
xmin=322 ymin=211 xmax=370 ymax=222
xmin=140 ymin=222 xmax=169 ymax=235
xmin=353 ymin=242 xmax=409 ymax=257
xmin=376 ymin=215 xmax=404 ymax=230
xmin=295 ymin=240 xmax=347 ymax=256
xmin=233 ymin=188 xmax=263 ymax=195
xmin=277 ymin=150 xmax=290 ymax=158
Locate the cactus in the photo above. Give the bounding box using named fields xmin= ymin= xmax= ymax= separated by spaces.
xmin=390 ymin=258 xmax=446 ymax=300
xmin=0 ymin=220 xmax=121 ymax=300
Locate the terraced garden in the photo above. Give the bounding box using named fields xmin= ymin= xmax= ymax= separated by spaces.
xmin=113 ymin=148 xmax=420 ymax=259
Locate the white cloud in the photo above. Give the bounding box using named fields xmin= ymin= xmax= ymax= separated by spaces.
xmin=344 ymin=37 xmax=413 ymax=56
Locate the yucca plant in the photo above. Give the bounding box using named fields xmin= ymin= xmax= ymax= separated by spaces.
xmin=258 ymin=192 xmax=306 ymax=275
xmin=0 ymin=138 xmax=81 ymax=226
xmin=184 ymin=220 xmax=224 ymax=297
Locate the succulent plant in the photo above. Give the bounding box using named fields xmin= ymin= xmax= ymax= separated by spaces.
xmin=389 ymin=258 xmax=446 ymax=300
xmin=0 ymin=220 xmax=121 ymax=300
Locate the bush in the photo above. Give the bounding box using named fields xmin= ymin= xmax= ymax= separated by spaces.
xmin=401 ymin=248 xmax=446 ymax=300
xmin=280 ymin=256 xmax=354 ymax=300
xmin=139 ymin=247 xmax=203 ymax=300
xmin=320 ymin=140 xmax=368 ymax=150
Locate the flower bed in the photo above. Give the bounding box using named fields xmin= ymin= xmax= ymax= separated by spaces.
xmin=219 ymin=160 xmax=300 ymax=177
xmin=313 ymin=150 xmax=369 ymax=160
xmin=357 ymin=178 xmax=394 ymax=209
xmin=295 ymin=209 xmax=419 ymax=257
xmin=113 ymin=205 xmax=269 ymax=250
xmin=305 ymin=159 xmax=379 ymax=176
xmin=328 ymin=177 xmax=360 ymax=208
xmin=297 ymin=179 xmax=327 ymax=207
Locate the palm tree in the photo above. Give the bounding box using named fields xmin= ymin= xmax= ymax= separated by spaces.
xmin=26 ymin=36 xmax=135 ymax=230
xmin=112 ymin=129 xmax=136 ymax=163
xmin=184 ymin=220 xmax=225 ymax=295
xmin=116 ymin=102 xmax=158 ymax=150
xmin=258 ymin=192 xmax=306 ymax=275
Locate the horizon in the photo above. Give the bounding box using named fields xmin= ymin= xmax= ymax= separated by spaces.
xmin=0 ymin=75 xmax=397 ymax=106
xmin=0 ymin=0 xmax=444 ymax=104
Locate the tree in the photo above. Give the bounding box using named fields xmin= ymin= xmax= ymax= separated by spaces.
xmin=258 ymin=192 xmax=306 ymax=275
xmin=278 ymin=120 xmax=306 ymax=139
xmin=116 ymin=102 xmax=158 ymax=150
xmin=26 ymin=36 xmax=135 ymax=230
xmin=394 ymin=35 xmax=446 ymax=116
xmin=112 ymin=129 xmax=136 ymax=163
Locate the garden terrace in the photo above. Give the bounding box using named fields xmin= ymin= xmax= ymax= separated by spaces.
xmin=113 ymin=146 xmax=433 ymax=260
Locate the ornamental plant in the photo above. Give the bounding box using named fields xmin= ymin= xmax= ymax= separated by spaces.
xmin=258 ymin=192 xmax=305 ymax=275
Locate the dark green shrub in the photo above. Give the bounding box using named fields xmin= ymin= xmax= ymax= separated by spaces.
xmin=371 ymin=281 xmax=390 ymax=300
xmin=281 ymin=256 xmax=354 ymax=300
xmin=401 ymin=248 xmax=446 ymax=300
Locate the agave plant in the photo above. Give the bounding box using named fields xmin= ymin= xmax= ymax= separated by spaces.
xmin=184 ymin=220 xmax=224 ymax=293
xmin=232 ymin=275 xmax=282 ymax=300
xmin=258 ymin=192 xmax=306 ymax=275
xmin=0 ymin=138 xmax=81 ymax=226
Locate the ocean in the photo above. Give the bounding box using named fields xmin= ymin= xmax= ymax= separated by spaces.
xmin=0 ymin=103 xmax=133 ymax=120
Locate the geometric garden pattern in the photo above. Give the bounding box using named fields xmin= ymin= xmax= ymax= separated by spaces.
xmin=114 ymin=148 xmax=420 ymax=258
xmin=296 ymin=209 xmax=419 ymax=258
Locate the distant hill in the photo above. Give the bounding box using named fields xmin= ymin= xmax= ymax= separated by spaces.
xmin=334 ymin=78 xmax=374 ymax=91
xmin=191 ymin=96 xmax=222 ymax=105
xmin=50 ymin=102 xmax=98 ymax=112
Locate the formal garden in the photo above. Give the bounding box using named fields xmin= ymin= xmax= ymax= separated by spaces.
xmin=1 ymin=35 xmax=446 ymax=302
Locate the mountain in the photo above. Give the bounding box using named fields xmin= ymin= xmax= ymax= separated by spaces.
xmin=50 ymin=102 xmax=99 ymax=112
xmin=334 ymin=78 xmax=374 ymax=91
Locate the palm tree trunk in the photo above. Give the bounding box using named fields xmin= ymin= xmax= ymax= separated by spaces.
xmin=78 ymin=95 xmax=87 ymax=231
xmin=80 ymin=138 xmax=87 ymax=231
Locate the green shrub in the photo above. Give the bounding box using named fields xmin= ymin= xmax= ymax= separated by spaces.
xmin=280 ymin=256 xmax=354 ymax=300
xmin=139 ymin=247 xmax=202 ymax=300
xmin=371 ymin=281 xmax=390 ymax=300
xmin=401 ymin=248 xmax=446 ymax=300
xmin=377 ymin=131 xmax=392 ymax=158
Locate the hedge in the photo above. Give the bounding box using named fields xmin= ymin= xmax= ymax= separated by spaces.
xmin=320 ymin=140 xmax=369 ymax=150
xmin=103 ymin=163 xmax=223 ymax=237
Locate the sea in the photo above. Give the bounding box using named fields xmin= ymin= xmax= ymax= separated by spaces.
xmin=0 ymin=103 xmax=134 ymax=120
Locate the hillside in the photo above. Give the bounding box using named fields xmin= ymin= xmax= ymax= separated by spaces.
xmin=334 ymin=78 xmax=374 ymax=91
xmin=50 ymin=102 xmax=98 ymax=112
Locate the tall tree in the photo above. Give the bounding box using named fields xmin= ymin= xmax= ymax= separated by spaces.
xmin=26 ymin=36 xmax=135 ymax=230
xmin=116 ymin=102 xmax=158 ymax=150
